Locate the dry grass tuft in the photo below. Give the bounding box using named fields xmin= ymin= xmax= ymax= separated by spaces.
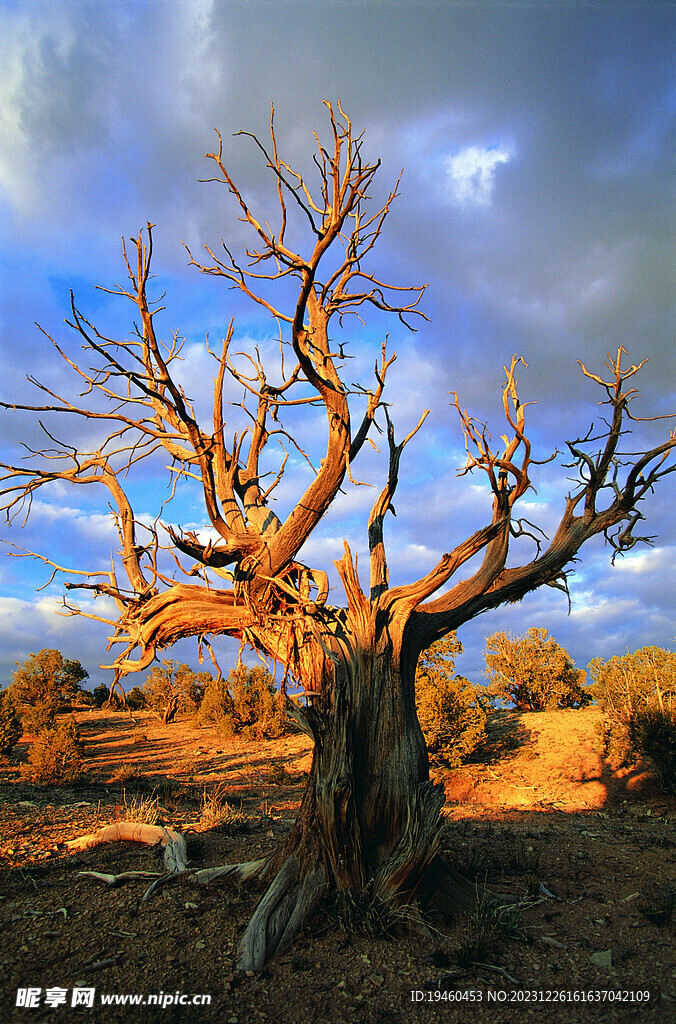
xmin=199 ymin=782 xmax=247 ymax=832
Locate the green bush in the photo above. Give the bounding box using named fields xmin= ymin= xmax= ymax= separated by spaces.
xmin=415 ymin=635 xmax=487 ymax=768
xmin=24 ymin=716 xmax=85 ymax=783
xmin=12 ymin=649 xmax=88 ymax=710
xmin=196 ymin=665 xmax=287 ymax=740
xmin=126 ymin=686 xmax=147 ymax=711
xmin=484 ymin=627 xmax=590 ymax=711
xmin=589 ymin=646 xmax=676 ymax=787
xmin=228 ymin=665 xmax=287 ymax=740
xmin=195 ymin=674 xmax=236 ymax=738
xmin=629 ymin=708 xmax=676 ymax=791
xmin=22 ymin=700 xmax=58 ymax=736
xmin=73 ymin=689 xmax=94 ymax=707
xmin=0 ymin=690 xmax=23 ymax=754
xmin=91 ymin=684 xmax=109 ymax=708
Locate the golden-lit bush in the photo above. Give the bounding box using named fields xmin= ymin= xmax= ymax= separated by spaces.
xmin=590 ymin=646 xmax=676 ymax=788
xmin=22 ymin=700 xmax=58 ymax=736
xmin=415 ymin=635 xmax=487 ymax=768
xmin=24 ymin=716 xmax=85 ymax=783
xmin=196 ymin=665 xmax=287 ymax=740
xmin=143 ymin=660 xmax=211 ymax=723
xmin=194 ymin=674 xmax=236 ymax=738
xmin=485 ymin=627 xmax=589 ymax=711
xmin=0 ymin=690 xmax=23 ymax=755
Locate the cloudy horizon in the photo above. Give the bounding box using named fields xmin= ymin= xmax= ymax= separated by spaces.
xmin=1 ymin=0 xmax=674 ymax=689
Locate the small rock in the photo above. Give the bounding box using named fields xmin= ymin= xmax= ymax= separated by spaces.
xmin=590 ymin=950 xmax=612 ymax=969
xmin=542 ymin=936 xmax=567 ymax=949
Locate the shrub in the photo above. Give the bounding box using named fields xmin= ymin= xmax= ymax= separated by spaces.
xmin=589 ymin=645 xmax=676 ymax=716
xmin=143 ymin=660 xmax=211 ymax=723
xmin=195 ymin=675 xmax=236 ymax=738
xmin=629 ymin=708 xmax=676 ymax=790
xmin=12 ymin=649 xmax=88 ymax=710
xmin=228 ymin=665 xmax=287 ymax=740
xmin=195 ymin=664 xmax=287 ymax=740
xmin=91 ymin=684 xmax=110 ymax=708
xmin=24 ymin=716 xmax=85 ymax=783
xmin=415 ymin=635 xmax=487 ymax=768
xmin=22 ymin=700 xmax=58 ymax=736
xmin=484 ymin=627 xmax=589 ymax=711
xmin=73 ymin=689 xmax=94 ymax=707
xmin=126 ymin=686 xmax=147 ymax=711
xmin=0 ymin=690 xmax=23 ymax=754
xmin=590 ymin=646 xmax=676 ymax=787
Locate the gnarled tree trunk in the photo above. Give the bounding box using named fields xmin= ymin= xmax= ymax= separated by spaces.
xmin=236 ymin=561 xmax=475 ymax=972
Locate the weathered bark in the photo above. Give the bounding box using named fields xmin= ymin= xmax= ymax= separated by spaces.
xmin=235 ymin=555 xmax=466 ymax=971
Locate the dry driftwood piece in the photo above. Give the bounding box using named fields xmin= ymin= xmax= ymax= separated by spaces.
xmin=67 ymin=821 xmax=188 ymax=871
xmin=68 ymin=821 xmax=268 ymax=907
xmin=190 ymin=859 xmax=266 ymax=886
xmin=67 ymin=822 xmax=189 ymax=897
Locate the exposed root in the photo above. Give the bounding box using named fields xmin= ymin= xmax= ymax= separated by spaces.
xmin=77 ymin=869 xmax=163 ymax=887
xmin=237 ymin=856 xmax=328 ymax=973
xmin=65 ymin=810 xmax=483 ymax=972
xmin=190 ymin=859 xmax=266 ymax=885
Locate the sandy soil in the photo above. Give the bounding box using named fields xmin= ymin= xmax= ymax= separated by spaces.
xmin=0 ymin=705 xmax=674 ymax=1024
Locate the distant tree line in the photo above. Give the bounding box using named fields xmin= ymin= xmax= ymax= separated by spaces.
xmin=2 ymin=634 xmax=674 ymax=790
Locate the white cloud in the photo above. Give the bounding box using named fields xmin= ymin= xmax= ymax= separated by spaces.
xmin=446 ymin=145 xmax=511 ymax=207
xmin=612 ymin=546 xmax=673 ymax=575
xmin=0 ymin=591 xmax=119 ymax=680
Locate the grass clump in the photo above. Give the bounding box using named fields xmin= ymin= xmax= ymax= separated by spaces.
xmin=199 ymin=783 xmax=247 ymax=832
xmin=331 ymin=885 xmax=405 ymax=938
xmin=266 ymin=763 xmax=297 ymax=785
xmin=453 ymin=895 xmax=524 ymax=968
xmin=119 ymin=788 xmax=160 ymax=824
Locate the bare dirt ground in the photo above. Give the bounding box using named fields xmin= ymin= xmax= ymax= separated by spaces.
xmin=1 ymin=705 xmax=674 ymax=1023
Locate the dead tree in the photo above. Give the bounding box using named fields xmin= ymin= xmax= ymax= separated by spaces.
xmin=1 ymin=104 xmax=674 ymax=970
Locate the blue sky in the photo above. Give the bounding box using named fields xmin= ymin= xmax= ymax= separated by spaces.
xmin=0 ymin=0 xmax=674 ymax=689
